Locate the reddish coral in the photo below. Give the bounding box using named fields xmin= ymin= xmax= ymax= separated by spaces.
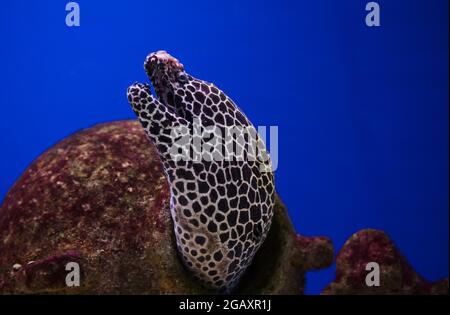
xmin=322 ymin=229 xmax=448 ymax=295
xmin=0 ymin=120 xmax=333 ymax=294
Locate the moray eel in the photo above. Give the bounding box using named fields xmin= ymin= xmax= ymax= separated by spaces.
xmin=127 ymin=51 xmax=275 ymax=292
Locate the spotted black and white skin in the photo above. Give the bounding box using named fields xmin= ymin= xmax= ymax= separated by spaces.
xmin=127 ymin=51 xmax=275 ymax=292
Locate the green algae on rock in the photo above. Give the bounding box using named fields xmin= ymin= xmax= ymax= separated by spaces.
xmin=0 ymin=120 xmax=333 ymax=294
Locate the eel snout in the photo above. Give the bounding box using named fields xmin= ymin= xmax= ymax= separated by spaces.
xmin=144 ymin=50 xmax=184 ymax=78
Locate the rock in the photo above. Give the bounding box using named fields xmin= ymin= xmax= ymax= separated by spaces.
xmin=322 ymin=229 xmax=449 ymax=295
xmin=0 ymin=120 xmax=333 ymax=294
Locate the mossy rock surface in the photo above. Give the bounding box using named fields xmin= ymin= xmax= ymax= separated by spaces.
xmin=0 ymin=120 xmax=333 ymax=294
xmin=322 ymin=229 xmax=448 ymax=295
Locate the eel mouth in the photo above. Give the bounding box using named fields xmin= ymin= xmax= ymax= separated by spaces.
xmin=144 ymin=50 xmax=184 ymax=79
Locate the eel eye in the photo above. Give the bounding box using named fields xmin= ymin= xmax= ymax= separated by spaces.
xmin=177 ymin=72 xmax=189 ymax=83
xmin=144 ymin=56 xmax=158 ymax=76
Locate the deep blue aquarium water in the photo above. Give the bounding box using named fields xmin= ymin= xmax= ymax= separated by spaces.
xmin=0 ymin=1 xmax=448 ymax=294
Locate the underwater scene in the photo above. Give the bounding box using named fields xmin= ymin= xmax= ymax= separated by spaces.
xmin=0 ymin=0 xmax=448 ymax=298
